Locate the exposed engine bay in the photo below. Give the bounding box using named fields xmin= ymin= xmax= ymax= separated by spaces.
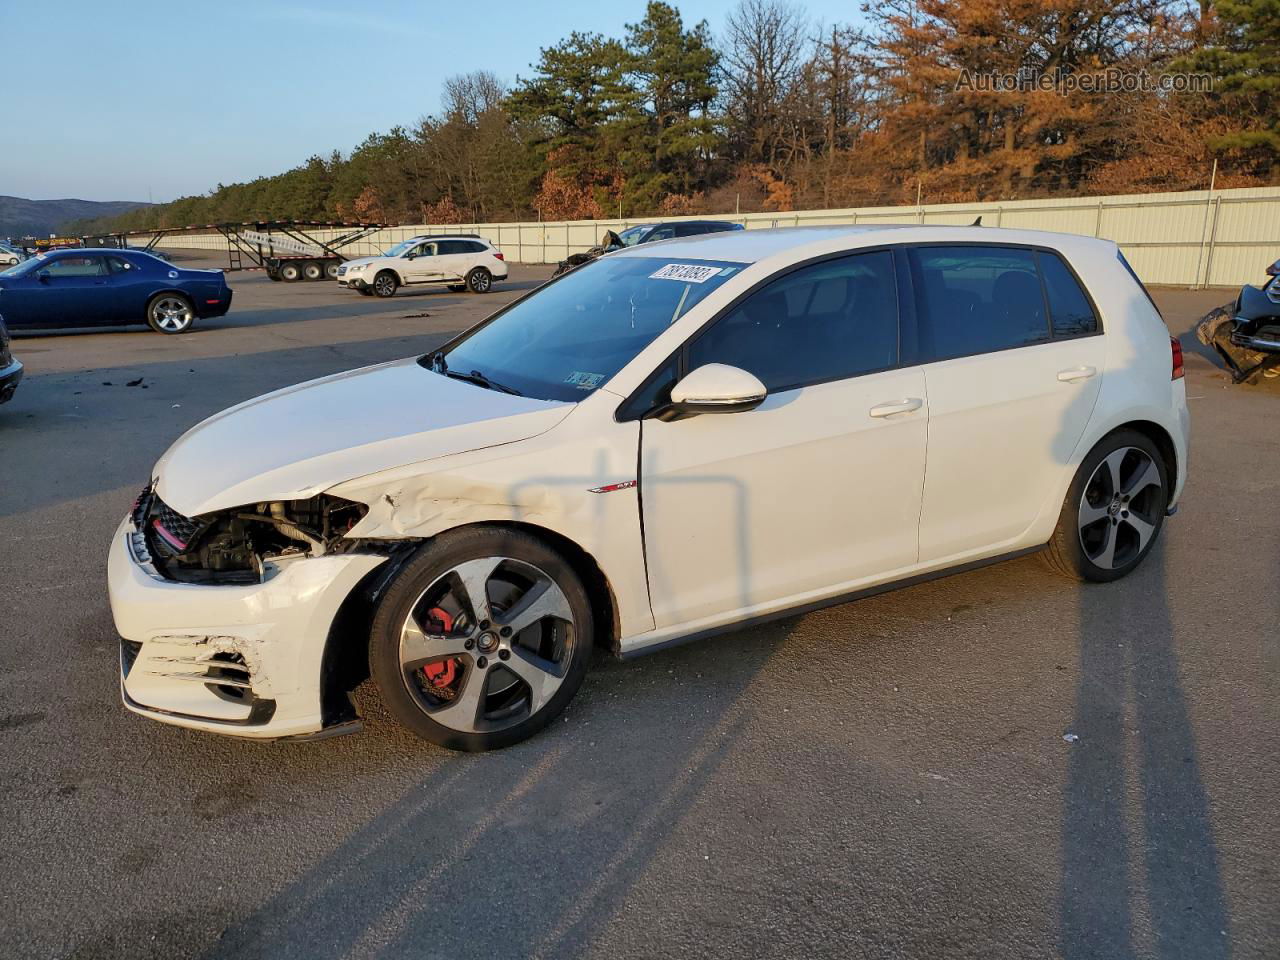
xmin=132 ymin=485 xmax=373 ymax=583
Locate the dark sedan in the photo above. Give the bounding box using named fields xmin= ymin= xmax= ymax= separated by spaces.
xmin=0 ymin=248 xmax=232 ymax=334
xmin=0 ymin=313 xmax=22 ymax=404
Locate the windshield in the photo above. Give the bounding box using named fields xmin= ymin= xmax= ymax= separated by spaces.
xmin=616 ymin=226 xmax=653 ymax=247
xmin=382 ymin=240 xmax=417 ymax=258
xmin=432 ymin=256 xmax=743 ymax=401
xmin=1 ymin=254 xmax=46 ymax=277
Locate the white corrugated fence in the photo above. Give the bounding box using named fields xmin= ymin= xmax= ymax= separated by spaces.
xmin=141 ymin=186 xmax=1280 ymax=287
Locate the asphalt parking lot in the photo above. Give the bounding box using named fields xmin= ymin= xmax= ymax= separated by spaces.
xmin=2 ymin=259 xmax=1277 ymax=960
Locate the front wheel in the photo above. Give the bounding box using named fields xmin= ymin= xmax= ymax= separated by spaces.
xmin=1042 ymin=429 xmax=1169 ymax=582
xmin=147 ymin=294 xmax=195 ymax=334
xmin=369 ymin=528 xmax=594 ymax=751
xmin=466 ymin=267 xmax=492 ymax=293
xmin=373 ymin=271 xmax=398 ymax=298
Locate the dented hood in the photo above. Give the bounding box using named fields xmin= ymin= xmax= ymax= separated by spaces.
xmin=154 ymin=357 xmax=571 ymax=516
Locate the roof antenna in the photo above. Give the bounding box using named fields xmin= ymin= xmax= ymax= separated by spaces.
xmin=971 ymin=216 xmax=983 ymax=226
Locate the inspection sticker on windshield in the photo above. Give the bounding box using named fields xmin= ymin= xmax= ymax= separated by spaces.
xmin=650 ymin=263 xmax=720 ymax=283
xmin=564 ymin=371 xmax=605 ymax=389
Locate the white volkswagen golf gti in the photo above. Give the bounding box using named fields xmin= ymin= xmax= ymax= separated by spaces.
xmin=109 ymin=226 xmax=1190 ymax=750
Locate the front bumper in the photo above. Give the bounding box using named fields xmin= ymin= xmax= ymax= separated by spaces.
xmin=336 ymin=273 xmax=369 ymax=290
xmin=0 ymin=357 xmax=22 ymax=404
xmin=108 ymin=515 xmax=386 ymax=738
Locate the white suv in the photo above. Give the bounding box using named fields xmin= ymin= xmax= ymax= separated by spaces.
xmin=0 ymin=242 xmax=26 ymax=267
xmin=109 ymin=225 xmax=1189 ymax=750
xmin=336 ymin=235 xmax=508 ymax=297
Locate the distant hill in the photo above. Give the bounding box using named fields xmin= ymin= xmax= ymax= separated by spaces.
xmin=0 ymin=196 xmax=153 ymax=240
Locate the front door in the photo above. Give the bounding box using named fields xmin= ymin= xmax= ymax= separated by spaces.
xmin=16 ymin=255 xmax=115 ymax=327
xmin=401 ymin=242 xmax=441 ymax=283
xmin=639 ymin=249 xmax=929 ymax=629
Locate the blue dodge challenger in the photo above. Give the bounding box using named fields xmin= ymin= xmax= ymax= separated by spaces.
xmin=0 ymin=248 xmax=232 ymax=334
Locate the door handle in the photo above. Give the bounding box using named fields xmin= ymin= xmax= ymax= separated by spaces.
xmin=869 ymin=397 xmax=924 ymax=419
xmin=1057 ymin=366 xmax=1097 ymax=383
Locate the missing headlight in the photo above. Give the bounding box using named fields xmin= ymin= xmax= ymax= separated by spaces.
xmin=140 ymin=494 xmax=369 ymax=584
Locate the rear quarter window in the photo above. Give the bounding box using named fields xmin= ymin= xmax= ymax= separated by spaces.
xmin=1038 ymin=252 xmax=1098 ymax=336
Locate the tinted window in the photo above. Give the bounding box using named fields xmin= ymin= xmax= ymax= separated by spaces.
xmin=1039 ymin=252 xmax=1097 ymax=336
xmin=43 ymin=256 xmax=107 ymax=277
xmin=106 ymin=256 xmax=134 ymax=273
xmin=463 ymin=241 xmax=488 ymax=253
xmin=910 ymin=246 xmax=1048 ymax=361
xmin=687 ymin=250 xmax=898 ymax=392
xmin=645 ymin=226 xmax=676 ymax=242
xmin=437 ymin=240 xmax=474 ymax=255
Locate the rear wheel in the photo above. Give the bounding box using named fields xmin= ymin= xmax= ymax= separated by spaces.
xmin=146 ymin=294 xmax=195 ymax=334
xmin=466 ymin=267 xmax=492 ymax=293
xmin=369 ymin=528 xmax=593 ymax=751
xmin=279 ymin=261 xmax=302 ymax=282
xmin=302 ymin=261 xmax=324 ymax=281
xmin=1042 ymin=430 xmax=1168 ymax=582
xmin=373 ymin=271 xmax=398 ymax=298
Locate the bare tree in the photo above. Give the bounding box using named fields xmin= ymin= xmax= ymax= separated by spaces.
xmin=720 ymin=0 xmax=809 ymax=165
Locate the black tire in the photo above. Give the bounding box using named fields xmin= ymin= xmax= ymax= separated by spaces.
xmin=324 ymin=261 xmax=341 ymax=279
xmin=369 ymin=527 xmax=594 ymax=751
xmin=372 ymin=270 xmax=398 ymax=298
xmin=1042 ymin=429 xmax=1169 ymax=582
xmin=279 ymin=262 xmax=302 ymax=282
xmin=146 ymin=293 xmax=195 ymax=334
xmin=302 ymin=260 xmax=324 ymax=281
xmin=465 ymin=267 xmax=492 ymax=293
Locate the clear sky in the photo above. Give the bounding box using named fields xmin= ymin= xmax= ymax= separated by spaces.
xmin=2 ymin=0 xmax=866 ymax=203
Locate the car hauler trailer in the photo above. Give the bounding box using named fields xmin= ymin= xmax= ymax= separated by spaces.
xmin=103 ymin=221 xmax=387 ymax=281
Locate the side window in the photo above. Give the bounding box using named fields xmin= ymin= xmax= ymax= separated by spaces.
xmin=106 ymin=256 xmax=134 ymax=274
xmin=463 ymin=241 xmax=488 ymax=253
xmin=436 ymin=240 xmax=464 ymax=255
xmin=645 ymin=227 xmax=676 ymax=242
xmin=410 ymin=242 xmax=436 ymax=258
xmin=909 ymin=246 xmax=1048 ymax=362
xmin=686 ymin=250 xmax=898 ymax=393
xmin=673 ymin=224 xmax=704 ymax=237
xmin=42 ymin=256 xmax=107 ymax=277
xmin=1038 ymin=252 xmax=1098 ymax=336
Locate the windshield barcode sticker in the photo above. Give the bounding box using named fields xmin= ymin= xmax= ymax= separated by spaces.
xmin=650 ymin=263 xmax=720 ymax=283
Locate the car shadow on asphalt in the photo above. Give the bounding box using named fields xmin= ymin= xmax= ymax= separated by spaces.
xmin=1059 ymin=523 xmax=1230 ymax=957
xmin=200 ymin=625 xmax=791 ymax=960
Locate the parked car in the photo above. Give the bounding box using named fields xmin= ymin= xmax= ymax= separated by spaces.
xmin=336 ymin=235 xmax=508 ymax=297
xmin=0 ymin=313 xmax=22 ymax=404
xmin=553 ymin=219 xmax=745 ymax=276
xmin=0 ymin=248 xmax=232 ymax=333
xmin=109 ymin=225 xmax=1188 ymax=749
xmin=1195 ymin=255 xmax=1280 ymax=382
xmin=0 ymin=242 xmax=26 ymax=267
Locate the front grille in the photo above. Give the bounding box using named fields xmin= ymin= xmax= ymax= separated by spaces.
xmin=134 ymin=486 xmax=203 ymax=558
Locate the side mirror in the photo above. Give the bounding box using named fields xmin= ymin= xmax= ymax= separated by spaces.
xmin=653 ymin=364 xmax=767 ymax=421
xmin=37 ymin=270 xmax=51 ymax=282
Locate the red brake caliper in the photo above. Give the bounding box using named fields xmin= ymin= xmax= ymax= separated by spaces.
xmin=421 ymin=608 xmax=458 ymax=689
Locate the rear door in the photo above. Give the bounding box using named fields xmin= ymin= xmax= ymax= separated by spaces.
xmin=908 ymin=245 xmax=1106 ymax=563
xmin=435 ymin=239 xmax=478 ymax=281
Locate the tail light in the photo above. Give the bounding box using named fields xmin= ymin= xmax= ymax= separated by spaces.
xmin=493 ymin=251 xmax=505 ymax=261
xmin=1171 ymin=336 xmax=1184 ymax=380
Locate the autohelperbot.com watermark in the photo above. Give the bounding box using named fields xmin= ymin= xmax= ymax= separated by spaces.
xmin=955 ymin=67 xmax=1213 ymax=95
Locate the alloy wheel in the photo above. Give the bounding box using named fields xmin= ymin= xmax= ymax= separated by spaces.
xmin=152 ymin=297 xmax=192 ymax=332
xmin=397 ymin=556 xmax=576 ymax=733
xmin=1077 ymin=446 xmax=1164 ymax=570
xmin=375 ymin=274 xmax=396 ymax=296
